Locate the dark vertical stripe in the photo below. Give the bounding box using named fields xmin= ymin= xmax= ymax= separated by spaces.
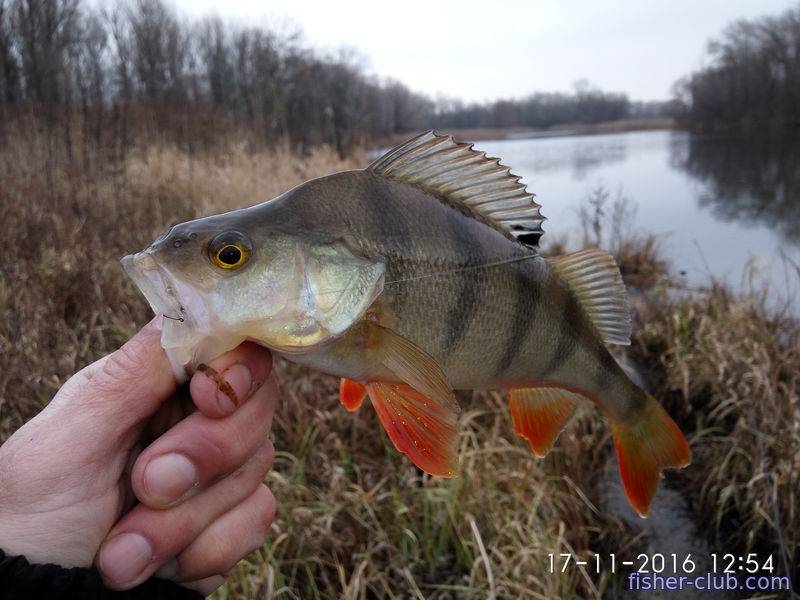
xmin=593 ymin=347 xmax=619 ymax=393
xmin=441 ymin=210 xmax=482 ymax=358
xmin=494 ymin=262 xmax=539 ymax=378
xmin=369 ymin=175 xmax=412 ymax=317
xmin=539 ymin=287 xmax=583 ymax=378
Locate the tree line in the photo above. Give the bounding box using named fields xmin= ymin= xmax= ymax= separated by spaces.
xmin=0 ymin=0 xmax=651 ymax=161
xmin=674 ymin=2 xmax=800 ymax=133
xmin=432 ymin=83 xmax=643 ymax=131
xmin=0 ymin=0 xmax=437 ymax=158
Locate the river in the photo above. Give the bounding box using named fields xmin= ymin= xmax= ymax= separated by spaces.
xmin=473 ymin=130 xmax=800 ymax=309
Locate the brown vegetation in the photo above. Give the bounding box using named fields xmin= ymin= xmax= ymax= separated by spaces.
xmin=634 ymin=285 xmax=799 ymax=582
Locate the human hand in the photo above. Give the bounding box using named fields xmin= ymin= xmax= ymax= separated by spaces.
xmin=0 ymin=318 xmax=278 ymax=594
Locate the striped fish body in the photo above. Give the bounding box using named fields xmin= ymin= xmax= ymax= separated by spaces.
xmin=283 ymin=170 xmax=638 ymax=419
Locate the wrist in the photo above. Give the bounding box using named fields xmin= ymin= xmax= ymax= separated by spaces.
xmin=0 ymin=512 xmax=94 ymax=568
xmin=0 ymin=548 xmax=204 ymax=599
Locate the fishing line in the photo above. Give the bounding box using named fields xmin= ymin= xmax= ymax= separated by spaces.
xmin=383 ymin=253 xmax=539 ymax=286
xmin=284 ymin=253 xmax=541 ymax=302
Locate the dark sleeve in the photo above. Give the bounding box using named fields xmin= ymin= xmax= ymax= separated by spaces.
xmin=0 ymin=549 xmax=204 ymax=600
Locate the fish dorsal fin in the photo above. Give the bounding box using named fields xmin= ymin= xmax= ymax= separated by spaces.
xmin=368 ymin=130 xmax=545 ymax=246
xmin=547 ymin=249 xmax=631 ymax=345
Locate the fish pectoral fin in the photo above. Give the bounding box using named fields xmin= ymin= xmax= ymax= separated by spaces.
xmin=366 ymin=381 xmax=459 ymax=477
xmin=367 ymin=323 xmax=460 ymax=414
xmin=509 ymin=386 xmax=581 ymax=457
xmin=611 ymin=396 xmax=691 ymax=518
xmin=361 ymin=324 xmax=460 ymax=476
xmin=339 ymin=378 xmax=367 ymax=412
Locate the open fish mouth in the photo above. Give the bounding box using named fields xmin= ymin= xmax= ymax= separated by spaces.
xmin=121 ymin=251 xmax=186 ymax=322
xmin=121 ymin=251 xmax=203 ymax=381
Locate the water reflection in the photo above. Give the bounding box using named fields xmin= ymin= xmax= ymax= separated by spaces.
xmin=494 ymin=134 xmax=627 ymax=180
xmin=672 ymin=134 xmax=800 ymax=246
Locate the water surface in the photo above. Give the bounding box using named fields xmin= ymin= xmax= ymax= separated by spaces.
xmin=475 ymin=130 xmax=800 ymax=308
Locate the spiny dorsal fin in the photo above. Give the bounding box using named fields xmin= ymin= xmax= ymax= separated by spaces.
xmin=368 ymin=130 xmax=545 ymax=246
xmin=547 ymin=249 xmax=631 ymax=345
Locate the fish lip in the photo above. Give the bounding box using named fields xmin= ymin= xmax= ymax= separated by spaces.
xmin=121 ymin=251 xmax=186 ymax=322
xmin=122 ymin=250 xmax=200 ymax=382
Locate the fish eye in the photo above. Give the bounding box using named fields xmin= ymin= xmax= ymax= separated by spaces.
xmin=209 ymin=232 xmax=251 ymax=270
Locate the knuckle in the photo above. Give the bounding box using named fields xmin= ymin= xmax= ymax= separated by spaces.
xmin=214 ymin=534 xmax=242 ymax=574
xmin=109 ymin=336 xmax=151 ymax=374
xmin=245 ymin=344 xmax=273 ymax=387
xmin=255 ymin=485 xmax=277 ymax=535
xmin=190 ymin=427 xmax=236 ymax=472
xmin=188 ymin=529 xmax=239 ymax=577
xmin=255 ymin=439 xmax=275 ymax=469
xmin=95 ymin=338 xmax=153 ymax=396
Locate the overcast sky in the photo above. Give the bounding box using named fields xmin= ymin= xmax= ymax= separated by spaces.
xmin=172 ymin=0 xmax=796 ymax=102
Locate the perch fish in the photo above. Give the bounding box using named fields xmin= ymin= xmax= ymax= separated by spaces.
xmin=122 ymin=131 xmax=690 ymax=517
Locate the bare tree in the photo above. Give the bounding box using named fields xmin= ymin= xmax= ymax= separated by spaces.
xmin=678 ymin=3 xmax=800 ymax=132
xmin=12 ymin=0 xmax=81 ymax=105
xmin=0 ymin=0 xmax=21 ymax=103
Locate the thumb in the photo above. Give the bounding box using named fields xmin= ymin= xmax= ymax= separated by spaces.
xmin=58 ymin=317 xmax=178 ymax=441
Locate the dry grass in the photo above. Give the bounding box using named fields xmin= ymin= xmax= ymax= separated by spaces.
xmin=0 ymin=135 xmax=626 ymax=598
xmin=633 ymin=285 xmax=800 ymax=581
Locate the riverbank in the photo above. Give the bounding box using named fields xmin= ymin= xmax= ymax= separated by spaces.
xmin=379 ymin=117 xmax=676 ymax=146
xmin=0 ymin=136 xmax=795 ymax=597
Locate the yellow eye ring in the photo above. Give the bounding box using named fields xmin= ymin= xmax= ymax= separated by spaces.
xmin=212 ymin=242 xmax=249 ymax=269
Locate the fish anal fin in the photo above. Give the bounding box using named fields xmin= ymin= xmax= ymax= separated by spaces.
xmin=366 ymin=382 xmax=458 ymax=477
xmin=509 ymin=386 xmax=580 ymax=457
xmin=611 ymin=396 xmax=691 ymax=517
xmin=547 ymin=249 xmax=631 ymax=345
xmin=339 ymin=378 xmax=367 ymax=412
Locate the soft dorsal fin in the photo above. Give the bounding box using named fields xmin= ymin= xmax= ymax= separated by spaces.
xmin=368 ymin=130 xmax=545 ymax=246
xmin=547 ymin=249 xmax=631 ymax=345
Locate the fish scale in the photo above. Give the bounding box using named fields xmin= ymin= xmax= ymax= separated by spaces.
xmin=122 ymin=130 xmax=691 ymax=517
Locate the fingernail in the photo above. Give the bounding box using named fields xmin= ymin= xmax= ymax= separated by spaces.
xmin=98 ymin=533 xmax=153 ymax=585
xmin=143 ymin=453 xmax=198 ymax=505
xmin=218 ymin=363 xmax=252 ymax=413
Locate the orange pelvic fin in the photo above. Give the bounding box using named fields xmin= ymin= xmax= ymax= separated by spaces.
xmin=612 ymin=396 xmax=691 ymax=517
xmin=366 ymin=382 xmax=458 ymax=477
xmin=509 ymin=387 xmax=580 ymax=457
xmin=339 ymin=378 xmax=367 ymax=412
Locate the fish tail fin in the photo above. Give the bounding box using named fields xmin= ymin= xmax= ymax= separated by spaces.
xmin=610 ymin=394 xmax=691 ymax=517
